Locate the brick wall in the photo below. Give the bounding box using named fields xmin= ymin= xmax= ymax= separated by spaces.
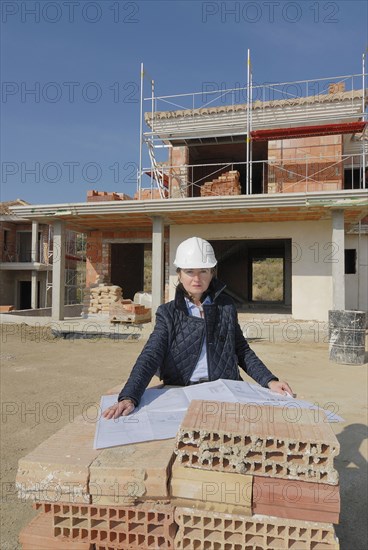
xmin=169 ymin=146 xmax=189 ymax=198
xmin=85 ymin=229 xmax=170 ymax=302
xmin=85 ymin=230 xmax=153 ymax=288
xmin=0 ymin=269 xmax=15 ymax=306
xmin=1 ymin=222 xmax=50 ymax=263
xmin=268 ymin=135 xmax=343 ymax=193
xmin=0 ymin=221 xmax=17 ymax=262
xmin=86 ymin=231 xmax=110 ymax=288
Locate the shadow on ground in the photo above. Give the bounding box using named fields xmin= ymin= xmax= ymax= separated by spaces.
xmin=335 ymin=423 xmax=368 ymax=550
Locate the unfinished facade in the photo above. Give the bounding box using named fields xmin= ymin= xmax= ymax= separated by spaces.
xmin=7 ymin=71 xmax=368 ymax=321
xmin=0 ymin=200 xmax=84 ymax=311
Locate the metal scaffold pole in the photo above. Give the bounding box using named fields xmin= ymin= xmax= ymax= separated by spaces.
xmin=250 ymin=54 xmax=253 ymax=194
xmin=362 ymin=52 xmax=366 ymax=189
xmin=246 ymin=49 xmax=250 ymax=195
xmin=151 ymin=78 xmax=155 ymax=196
xmin=138 ymin=62 xmax=144 ymax=199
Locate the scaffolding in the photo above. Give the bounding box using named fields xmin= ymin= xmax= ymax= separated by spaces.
xmin=45 ymin=227 xmax=86 ymax=307
xmin=138 ymin=52 xmax=367 ymax=199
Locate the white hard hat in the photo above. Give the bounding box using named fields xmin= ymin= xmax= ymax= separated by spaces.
xmin=173 ymin=237 xmax=217 ymax=268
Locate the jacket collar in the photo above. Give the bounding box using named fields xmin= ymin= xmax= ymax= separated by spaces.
xmin=174 ymin=277 xmax=227 ymax=313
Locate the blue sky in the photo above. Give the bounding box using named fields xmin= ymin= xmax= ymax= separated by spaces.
xmin=1 ymin=0 xmax=367 ymax=204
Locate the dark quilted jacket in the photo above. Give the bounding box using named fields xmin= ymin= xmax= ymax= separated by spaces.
xmin=118 ymin=279 xmax=278 ymax=406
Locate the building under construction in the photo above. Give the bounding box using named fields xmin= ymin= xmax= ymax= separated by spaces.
xmin=0 ymin=200 xmax=85 ymax=311
xmin=3 ymin=64 xmax=368 ymax=322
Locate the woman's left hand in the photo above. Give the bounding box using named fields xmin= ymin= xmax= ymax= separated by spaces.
xmin=268 ymin=380 xmax=295 ymax=397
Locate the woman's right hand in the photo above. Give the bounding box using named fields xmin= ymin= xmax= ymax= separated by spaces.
xmin=102 ymin=399 xmax=135 ymax=420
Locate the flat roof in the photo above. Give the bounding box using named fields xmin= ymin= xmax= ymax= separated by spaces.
xmin=9 ymin=190 xmax=368 ymax=233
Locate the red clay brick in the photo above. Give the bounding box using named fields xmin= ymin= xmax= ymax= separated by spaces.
xmin=174 ymin=506 xmax=340 ymax=549
xmin=175 ymin=400 xmax=340 ymax=484
xmin=253 ymin=476 xmax=340 ymax=524
xmin=16 ymin=415 xmax=101 ymax=503
xmin=89 ymin=438 xmax=175 ymax=502
xmin=19 ymin=512 xmax=93 ymax=549
xmin=170 ymin=460 xmax=252 ymax=513
xmin=35 ymin=501 xmax=177 ymax=548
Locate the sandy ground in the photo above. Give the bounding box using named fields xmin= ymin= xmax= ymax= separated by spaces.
xmin=0 ymin=322 xmax=367 ymax=550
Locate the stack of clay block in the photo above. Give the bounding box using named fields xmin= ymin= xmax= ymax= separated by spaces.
xmin=200 ymin=170 xmax=241 ymax=197
xmin=109 ymin=299 xmax=151 ymax=324
xmin=33 ymin=502 xmax=176 ymax=548
xmin=86 ymin=284 xmax=122 ymax=315
xmin=19 ymin=512 xmax=93 ymax=549
xmin=87 ymin=190 xmax=132 ymax=202
xmin=17 ymin=398 xmax=341 ymax=549
xmin=172 ymin=400 xmax=341 ymax=549
xmin=17 ymin=406 xmax=178 ymax=549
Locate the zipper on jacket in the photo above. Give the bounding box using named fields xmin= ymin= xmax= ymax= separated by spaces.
xmin=187 ymin=316 xmax=206 ymax=382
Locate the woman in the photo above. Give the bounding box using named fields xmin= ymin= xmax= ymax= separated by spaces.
xmin=103 ymin=237 xmax=293 ymax=419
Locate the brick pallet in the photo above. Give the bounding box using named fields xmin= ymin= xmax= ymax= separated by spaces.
xmin=17 ymin=398 xmax=341 ymax=549
xmin=109 ymin=300 xmax=151 ymax=324
xmin=200 ymin=170 xmax=241 ymax=197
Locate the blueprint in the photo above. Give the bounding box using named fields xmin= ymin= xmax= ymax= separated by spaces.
xmin=94 ymin=379 xmax=343 ymax=449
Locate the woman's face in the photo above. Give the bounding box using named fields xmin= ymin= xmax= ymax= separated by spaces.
xmin=179 ymin=268 xmax=213 ymax=301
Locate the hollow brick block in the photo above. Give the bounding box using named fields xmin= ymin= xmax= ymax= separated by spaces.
xmin=252 ymin=476 xmax=340 ymax=524
xmin=175 ymin=401 xmax=340 ymax=484
xmin=19 ymin=512 xmax=93 ymax=549
xmin=35 ymin=501 xmax=177 ymax=548
xmin=174 ymin=506 xmax=340 ymax=550
xmin=89 ymin=438 xmax=175 ymax=502
xmin=16 ymin=414 xmax=101 ymax=502
xmin=170 ymin=460 xmax=252 ymax=514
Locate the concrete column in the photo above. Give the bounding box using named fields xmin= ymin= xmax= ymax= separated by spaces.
xmin=332 ymin=209 xmax=345 ymax=310
xmin=31 ymin=221 xmax=39 ymax=262
xmin=31 ymin=221 xmax=39 ymax=309
xmin=284 ymin=241 xmax=292 ymax=307
xmin=151 ymin=217 xmax=164 ymax=317
xmin=52 ymin=220 xmax=66 ymax=320
xmin=31 ymin=271 xmax=38 ymax=309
